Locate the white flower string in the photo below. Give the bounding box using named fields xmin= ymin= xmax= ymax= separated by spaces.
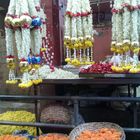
xmin=122 ymin=0 xmax=131 ymax=68
xmin=14 ymin=0 xmax=22 ymax=59
xmin=130 ymin=0 xmax=139 ymax=71
xmin=5 ymin=0 xmax=17 ymax=84
xmin=27 ymin=0 xmax=42 ymax=85
xmin=111 ymin=0 xmax=140 ymax=73
xmin=18 ymin=0 xmax=33 ymax=88
xmin=64 ymin=0 xmax=94 ymax=66
xmin=111 ymin=0 xmax=117 ymax=54
xmin=5 ymin=0 xmax=50 ymax=88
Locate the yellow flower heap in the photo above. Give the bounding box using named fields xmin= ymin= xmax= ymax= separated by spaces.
xmin=111 ymin=0 xmax=140 ymax=73
xmin=64 ymin=0 xmax=94 ymax=66
xmin=0 ymin=111 xmax=36 ymax=136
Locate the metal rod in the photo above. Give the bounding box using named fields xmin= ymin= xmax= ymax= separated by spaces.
xmin=34 ymin=85 xmax=39 ymax=136
xmin=124 ymin=128 xmax=140 ymax=133
xmin=74 ymin=99 xmax=79 ymax=126
xmin=1 ymin=95 xmax=140 ymax=102
xmin=133 ymin=86 xmax=138 ymax=128
xmin=128 ymin=84 xmax=131 ymax=97
xmin=0 ymin=120 xmax=140 ymax=133
xmin=42 ymin=79 xmax=140 ymax=85
xmin=0 ymin=121 xmax=75 ymax=128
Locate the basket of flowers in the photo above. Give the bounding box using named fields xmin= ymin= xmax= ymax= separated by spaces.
xmin=69 ymin=122 xmax=125 ymax=140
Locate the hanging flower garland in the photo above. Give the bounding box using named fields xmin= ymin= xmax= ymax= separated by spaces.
xmin=27 ymin=0 xmax=42 ymax=85
xmin=82 ymin=0 xmax=94 ymax=65
xmin=40 ymin=8 xmax=48 ymax=64
xmin=122 ymin=0 xmax=132 ymax=71
xmin=110 ymin=0 xmax=118 ymax=67
xmin=129 ymin=0 xmax=140 ymax=73
xmin=5 ymin=0 xmax=50 ymax=88
xmin=64 ymin=0 xmax=72 ymax=63
xmin=111 ymin=0 xmax=127 ymax=73
xmin=14 ymin=0 xmax=22 ymax=60
xmin=5 ymin=0 xmax=17 ymax=84
xmin=111 ymin=0 xmax=117 ymax=53
xmin=64 ymin=0 xmax=94 ymax=66
xmin=18 ymin=0 xmax=33 ymax=88
xmin=111 ymin=0 xmax=140 ymax=73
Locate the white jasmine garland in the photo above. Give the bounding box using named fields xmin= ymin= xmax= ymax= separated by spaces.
xmin=64 ymin=15 xmax=71 ymax=40
xmin=15 ymin=0 xmax=22 ymax=59
xmin=85 ymin=0 xmax=91 ymax=13
xmin=81 ymin=0 xmax=90 ymax=13
xmin=81 ymin=0 xmax=88 ymax=39
xmin=76 ymin=0 xmax=83 ymax=39
xmin=116 ymin=0 xmax=123 ymax=46
xmin=82 ymin=16 xmax=89 ymax=39
xmin=5 ymin=0 xmax=17 ymax=83
xmin=19 ymin=0 xmax=32 ymax=87
xmin=71 ymin=17 xmax=77 ymax=41
xmin=71 ymin=0 xmax=78 ymax=41
xmin=5 ymin=0 xmax=16 ymax=56
xmin=88 ymin=14 xmax=94 ymax=38
xmin=123 ymin=0 xmax=131 ymax=43
xmin=21 ymin=0 xmax=31 ymax=59
xmin=131 ymin=0 xmax=139 ymax=46
xmin=28 ymin=0 xmax=41 ymax=56
xmin=33 ymin=0 xmax=42 ymax=56
xmin=28 ymin=0 xmax=38 ymax=17
xmin=5 ymin=29 xmax=14 ymax=56
xmin=130 ymin=0 xmax=139 ymax=67
xmin=34 ymin=29 xmax=42 ymax=55
xmin=76 ymin=0 xmax=83 ymax=62
xmin=112 ymin=0 xmax=117 ymax=44
xmin=66 ymin=0 xmax=72 ymax=12
xmin=40 ymin=8 xmax=47 ymax=38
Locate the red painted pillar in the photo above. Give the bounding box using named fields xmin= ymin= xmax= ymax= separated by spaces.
xmin=41 ymin=0 xmax=61 ymax=66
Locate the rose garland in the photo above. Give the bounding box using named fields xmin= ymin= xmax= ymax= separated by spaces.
xmin=5 ymin=0 xmax=17 ymax=84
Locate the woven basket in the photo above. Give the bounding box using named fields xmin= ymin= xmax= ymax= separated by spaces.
xmin=69 ymin=122 xmax=126 ymax=140
xmin=40 ymin=104 xmax=71 ymax=124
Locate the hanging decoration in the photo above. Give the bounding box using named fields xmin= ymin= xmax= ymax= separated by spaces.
xmin=64 ymin=0 xmax=94 ymax=66
xmin=5 ymin=0 xmax=47 ymax=88
xmin=111 ymin=0 xmax=140 ymax=73
xmin=5 ymin=0 xmax=17 ymax=84
xmin=18 ymin=0 xmax=33 ymax=88
xmin=27 ymin=0 xmax=42 ymax=85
